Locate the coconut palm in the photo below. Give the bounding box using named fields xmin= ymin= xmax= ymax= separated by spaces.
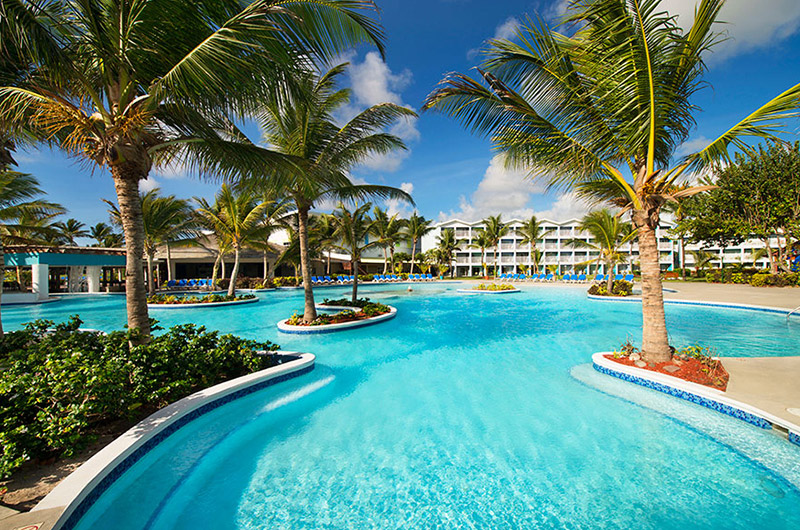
xmin=331 ymin=202 xmax=380 ymax=302
xmin=689 ymin=248 xmax=716 ymax=274
xmin=106 ymin=190 xmax=196 ymax=294
xmin=564 ymin=210 xmax=637 ymax=291
xmin=1 ymin=0 xmax=387 ymax=341
xmin=246 ymin=191 xmax=293 ymax=282
xmin=423 ymin=0 xmax=800 ymax=361
xmin=195 ymin=185 xmax=269 ymax=297
xmin=405 ymin=213 xmax=434 ymax=274
xmin=89 ymin=222 xmax=122 ymax=248
xmin=52 ymin=218 xmax=89 ymax=246
xmin=516 ymin=216 xmax=553 ymax=274
xmin=468 ymin=230 xmax=493 ymax=277
xmin=253 ymin=65 xmax=414 ymax=322
xmin=371 ymin=207 xmax=407 ymax=274
xmin=0 ymin=170 xmax=65 ymax=336
xmin=482 ymin=215 xmax=510 ymax=277
xmin=435 ymin=229 xmax=462 ymax=278
xmin=315 ymin=213 xmax=338 ymax=276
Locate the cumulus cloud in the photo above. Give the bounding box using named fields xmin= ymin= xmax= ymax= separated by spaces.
xmin=338 ymin=52 xmax=419 ymax=173
xmin=468 ymin=16 xmax=521 ymax=59
xmin=533 ymin=192 xmax=593 ymax=221
xmin=154 ymin=160 xmax=193 ymax=180
xmin=138 ymin=176 xmax=159 ymax=192
xmin=385 ymin=182 xmax=415 ymax=217
xmin=438 ymin=155 xmax=548 ymax=221
xmin=675 ymin=136 xmax=712 ymax=157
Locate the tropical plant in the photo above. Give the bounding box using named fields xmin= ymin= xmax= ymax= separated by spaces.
xmin=106 ymin=190 xmax=196 ymax=294
xmin=435 ymin=229 xmax=462 ymax=278
xmin=405 ymin=213 xmax=434 ymax=274
xmin=195 ymin=185 xmax=269 ymax=297
xmin=331 ymin=202 xmax=379 ymax=302
xmin=89 ymin=222 xmax=122 ymax=248
xmin=689 ymin=249 xmax=716 ymax=274
xmin=468 ymin=229 xmax=493 ymax=277
xmin=482 ymin=215 xmax=510 ymax=278
xmin=371 ymin=207 xmax=407 ymax=274
xmin=244 ymin=190 xmax=293 ymax=282
xmin=516 ymin=216 xmax=553 ymax=274
xmin=252 ymin=65 xmax=414 ymax=322
xmin=423 ymin=0 xmax=800 ymax=361
xmin=0 ymin=0 xmax=387 ymax=342
xmin=0 ymin=170 xmax=65 ymax=335
xmin=315 ymin=213 xmax=338 ymax=276
xmin=564 ymin=210 xmax=637 ymax=291
xmin=52 ymin=218 xmax=89 ymax=246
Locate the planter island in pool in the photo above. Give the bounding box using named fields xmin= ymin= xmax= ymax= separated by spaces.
xmin=147 ymin=297 xmax=259 ymax=309
xmin=456 ymin=288 xmax=520 ymax=294
xmin=277 ymin=305 xmax=397 ymax=334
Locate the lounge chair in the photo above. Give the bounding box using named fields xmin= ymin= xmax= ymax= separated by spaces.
xmin=569 ymin=274 xmax=578 ymax=282
xmin=426 ymin=273 xmax=434 ymax=281
xmin=324 ymin=276 xmax=333 ymax=284
xmin=167 ymin=279 xmax=177 ymax=288
xmin=615 ymin=274 xmax=623 ymax=281
xmin=578 ymin=274 xmax=587 ymax=282
xmin=624 ymin=274 xmax=634 ymax=282
xmin=545 ymin=274 xmax=554 ymax=281
xmin=594 ymin=274 xmax=604 ymax=283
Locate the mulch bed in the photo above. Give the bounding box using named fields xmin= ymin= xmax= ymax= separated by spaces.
xmin=288 ymin=307 xmax=389 ymax=327
xmin=604 ymin=354 xmax=729 ymax=391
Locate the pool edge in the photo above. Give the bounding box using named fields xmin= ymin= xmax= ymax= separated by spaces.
xmin=35 ymin=352 xmax=315 ymax=530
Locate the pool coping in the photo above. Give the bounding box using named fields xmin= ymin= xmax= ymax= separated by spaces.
xmin=587 ymin=293 xmax=797 ymax=315
xmin=455 ymin=288 xmax=521 ymax=294
xmin=276 ymin=305 xmax=397 ymax=334
xmin=146 ymin=296 xmax=259 ymax=309
xmin=34 ymin=352 xmax=315 ymax=530
xmin=592 ymin=352 xmax=800 ymax=448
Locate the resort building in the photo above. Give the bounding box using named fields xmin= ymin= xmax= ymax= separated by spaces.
xmin=422 ymin=218 xmax=774 ymax=277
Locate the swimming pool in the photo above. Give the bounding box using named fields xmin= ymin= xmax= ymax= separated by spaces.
xmin=7 ymin=284 xmax=800 ymax=529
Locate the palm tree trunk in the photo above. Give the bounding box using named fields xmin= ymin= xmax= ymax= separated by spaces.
xmin=410 ymin=239 xmax=417 ymax=274
xmin=351 ymin=258 xmax=359 ymax=303
xmin=211 ymin=252 xmax=221 ymax=288
xmin=326 ymin=251 xmax=331 ymax=275
xmin=679 ymin=237 xmax=686 ymax=280
xmin=764 ymin=239 xmax=777 ymax=273
xmin=166 ymin=243 xmax=173 ymax=282
xmin=145 ymin=252 xmax=155 ymax=295
xmin=635 ymin=215 xmax=671 ymax=362
xmin=228 ymin=245 xmax=240 ymax=297
xmin=263 ymin=250 xmax=269 ymax=281
xmin=382 ymin=247 xmax=388 ymax=274
xmin=221 ymin=255 xmax=227 ymax=279
xmin=111 ymin=168 xmax=150 ymax=342
xmin=297 ymin=205 xmax=316 ymax=323
xmin=494 ymin=245 xmax=499 ymax=278
xmin=390 ymin=245 xmax=396 ymax=273
xmin=606 ymin=259 xmax=614 ymax=292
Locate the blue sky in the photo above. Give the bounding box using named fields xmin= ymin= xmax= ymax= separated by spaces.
xmin=14 ymin=0 xmax=800 ymax=239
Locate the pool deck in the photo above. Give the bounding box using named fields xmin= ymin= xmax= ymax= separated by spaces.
xmin=722 ymin=357 xmax=800 ymax=428
xmin=661 ymin=281 xmax=800 ymax=310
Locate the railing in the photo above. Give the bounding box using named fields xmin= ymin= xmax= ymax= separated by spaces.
xmin=788 ymin=305 xmax=800 ymax=319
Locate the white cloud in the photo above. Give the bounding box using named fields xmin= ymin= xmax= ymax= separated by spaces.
xmin=385 ymin=182 xmax=415 ymax=217
xmin=438 ymin=155 xmax=548 ymax=221
xmin=533 ymin=192 xmax=592 ymax=221
xmin=341 ymin=52 xmax=419 ymax=173
xmin=138 ymin=176 xmax=159 ymax=192
xmin=676 ymin=135 xmax=712 ymax=157
xmin=154 ymin=160 xmax=192 ymax=180
xmin=468 ymin=16 xmax=521 ymax=59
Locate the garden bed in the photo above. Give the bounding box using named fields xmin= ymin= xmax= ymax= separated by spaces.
xmin=147 ymin=293 xmax=258 ymax=308
xmin=457 ymin=283 xmax=519 ymax=294
xmin=277 ymin=300 xmax=396 ymax=334
xmin=604 ymin=345 xmax=729 ymax=390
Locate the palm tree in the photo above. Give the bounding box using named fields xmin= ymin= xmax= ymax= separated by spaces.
xmin=468 ymin=230 xmax=493 ymax=278
xmin=253 ymin=65 xmax=414 ymax=322
xmin=195 ymin=185 xmax=268 ymax=297
xmin=482 ymin=215 xmax=510 ymax=277
xmin=1 ymin=1 xmax=387 ymax=341
xmin=565 ymin=210 xmax=638 ymax=291
xmin=435 ymin=229 xmax=462 ymax=278
xmin=423 ymin=0 xmax=800 ymax=362
xmin=0 ymin=170 xmax=65 ymax=336
xmin=371 ymin=207 xmax=407 ymax=274
xmin=689 ymin=249 xmax=716 ymax=275
xmin=516 ymin=216 xmax=553 ymax=274
xmin=89 ymin=222 xmax=122 ymax=248
xmin=331 ymin=202 xmax=380 ymax=302
xmin=316 ymin=213 xmax=338 ymax=276
xmin=246 ymin=191 xmax=293 ymax=282
xmin=106 ymin=190 xmax=196 ymax=294
xmin=405 ymin=213 xmax=434 ymax=274
xmin=52 ymin=218 xmax=89 ymax=246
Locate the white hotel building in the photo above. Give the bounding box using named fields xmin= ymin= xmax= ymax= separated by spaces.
xmin=421 ymin=218 xmax=772 ymax=277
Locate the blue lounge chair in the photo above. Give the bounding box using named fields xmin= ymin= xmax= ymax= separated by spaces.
xmin=594 ymin=274 xmax=604 ymax=283
xmin=615 ymin=274 xmax=623 ymax=281
xmin=561 ymin=274 xmax=569 ymax=282
xmin=568 ymin=274 xmax=577 ymax=282
xmin=425 ymin=274 xmax=432 ymax=281
xmin=624 ymin=274 xmax=634 ymax=282
xmin=545 ymin=274 xmax=554 ymax=281
xmin=410 ymin=274 xmax=417 ymax=281
xmin=167 ymin=279 xmax=176 ymax=288
xmin=519 ymin=274 xmax=526 ymax=281
xmin=578 ymin=274 xmax=587 ymax=282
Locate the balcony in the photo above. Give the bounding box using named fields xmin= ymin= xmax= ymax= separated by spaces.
xmin=499 ymin=244 xmax=515 ymax=250
xmin=500 ymin=256 xmax=515 ymax=264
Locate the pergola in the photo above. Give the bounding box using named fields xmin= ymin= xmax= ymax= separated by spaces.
xmin=4 ymin=245 xmax=125 ymax=303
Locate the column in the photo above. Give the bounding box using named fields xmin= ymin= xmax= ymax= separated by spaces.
xmin=86 ymin=265 xmax=102 ymax=293
xmin=31 ymin=263 xmax=49 ymax=301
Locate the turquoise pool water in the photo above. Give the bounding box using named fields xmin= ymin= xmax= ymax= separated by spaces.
xmin=6 ymin=285 xmax=800 ymax=529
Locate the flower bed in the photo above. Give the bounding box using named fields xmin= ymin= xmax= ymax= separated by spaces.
xmin=457 ymin=283 xmax=520 ymax=294
xmin=287 ymin=300 xmax=391 ymax=326
xmin=606 ymin=343 xmax=729 ymax=390
xmin=147 ymin=293 xmax=256 ymax=305
xmin=587 ymin=280 xmax=633 ymax=297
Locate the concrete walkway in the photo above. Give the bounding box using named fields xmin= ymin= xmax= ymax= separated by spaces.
xmin=722 ymin=356 xmax=800 ymax=428
xmin=662 ymin=281 xmax=800 ymax=309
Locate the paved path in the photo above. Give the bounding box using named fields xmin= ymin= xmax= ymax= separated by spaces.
xmin=722 ymin=357 xmax=800 ymax=428
xmin=662 ymin=281 xmax=800 ymax=309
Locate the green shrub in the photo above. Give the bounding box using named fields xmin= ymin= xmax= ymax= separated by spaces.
xmin=748 ymin=273 xmax=798 ymax=287
xmin=273 ymin=276 xmax=300 ymax=287
xmin=731 ymin=272 xmax=745 ymax=284
xmin=0 ymin=317 xmax=283 ymax=478
xmin=588 ymin=280 xmax=633 ymax=297
xmin=705 ymin=270 xmax=722 ymax=283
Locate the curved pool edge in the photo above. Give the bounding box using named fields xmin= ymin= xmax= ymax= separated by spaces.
xmin=591 ymin=352 xmax=800 ymax=447
xmin=35 ymin=352 xmax=315 ymax=530
xmin=146 ymin=297 xmax=259 ymax=309
xmin=587 ymin=293 xmax=797 ymax=316
xmin=276 ymin=306 xmax=397 ymax=334
xmin=455 ymin=288 xmax=521 ymax=294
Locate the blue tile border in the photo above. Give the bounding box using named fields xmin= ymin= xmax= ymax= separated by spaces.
xmin=790 ymin=432 xmax=800 ymax=448
xmin=57 ymin=362 xmax=314 ymax=530
xmin=592 ymin=362 xmax=773 ymax=430
xmin=587 ymin=294 xmax=795 ymax=316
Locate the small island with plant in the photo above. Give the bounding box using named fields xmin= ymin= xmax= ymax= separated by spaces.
xmin=278 ymin=298 xmax=395 ymax=333
xmin=458 ymin=283 xmax=519 ymax=294
xmin=587 ymin=280 xmax=633 ymax=297
xmin=606 ymin=340 xmax=729 ymax=390
xmin=147 ymin=293 xmax=257 ymax=307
